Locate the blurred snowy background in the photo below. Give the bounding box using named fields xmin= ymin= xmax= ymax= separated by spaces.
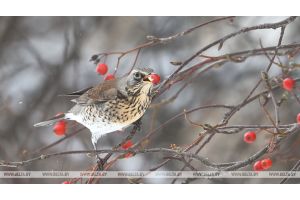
xmin=1 ymin=16 xmax=300 ymax=184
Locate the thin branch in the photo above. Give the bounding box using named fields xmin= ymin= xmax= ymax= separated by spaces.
xmin=160 ymin=17 xmax=297 ymax=92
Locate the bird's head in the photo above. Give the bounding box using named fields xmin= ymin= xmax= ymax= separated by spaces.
xmin=127 ymin=67 xmax=154 ymax=86
xmin=125 ymin=67 xmax=158 ymax=96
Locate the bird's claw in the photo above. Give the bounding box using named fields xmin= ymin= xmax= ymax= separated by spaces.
xmin=134 ymin=120 xmax=142 ymax=131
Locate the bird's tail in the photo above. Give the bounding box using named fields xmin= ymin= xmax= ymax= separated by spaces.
xmin=34 ymin=113 xmax=66 ymax=127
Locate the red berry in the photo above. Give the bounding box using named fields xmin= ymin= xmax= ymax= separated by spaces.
xmin=62 ymin=181 xmax=71 ymax=184
xmin=96 ymin=63 xmax=108 ymax=75
xmin=121 ymin=140 xmax=133 ymax=150
xmin=253 ymin=161 xmax=264 ymax=171
xmin=53 ymin=120 xmax=66 ymax=136
xmin=243 ymin=131 xmax=256 ymax=143
xmin=297 ymin=113 xmax=300 ymax=124
xmin=149 ymin=73 xmax=161 ymax=84
xmin=261 ymin=158 xmax=272 ymax=170
xmin=282 ymin=77 xmax=295 ymax=91
xmin=104 ymin=74 xmax=115 ymax=81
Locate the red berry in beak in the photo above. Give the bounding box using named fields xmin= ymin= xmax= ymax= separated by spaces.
xmin=148 ymin=73 xmax=160 ymax=84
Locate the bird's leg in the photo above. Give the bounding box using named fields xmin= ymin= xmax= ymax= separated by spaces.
xmin=150 ymin=85 xmax=160 ymax=98
xmin=96 ymin=158 xmax=104 ymax=171
xmin=101 ymin=119 xmax=142 ymax=165
xmin=133 ymin=119 xmax=142 ymax=132
xmin=92 ymin=140 xmax=104 ymax=171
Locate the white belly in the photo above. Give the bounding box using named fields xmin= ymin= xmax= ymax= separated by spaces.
xmin=65 ymin=113 xmax=130 ymax=143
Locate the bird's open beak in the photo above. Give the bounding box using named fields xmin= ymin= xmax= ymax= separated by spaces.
xmin=143 ymin=73 xmax=160 ymax=84
xmin=143 ymin=74 xmax=153 ymax=82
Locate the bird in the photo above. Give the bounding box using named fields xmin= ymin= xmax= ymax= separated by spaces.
xmin=34 ymin=67 xmax=158 ymax=167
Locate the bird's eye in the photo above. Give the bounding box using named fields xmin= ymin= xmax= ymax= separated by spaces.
xmin=133 ymin=72 xmax=142 ymax=81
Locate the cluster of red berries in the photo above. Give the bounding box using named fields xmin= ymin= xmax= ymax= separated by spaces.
xmin=96 ymin=63 xmax=115 ymax=80
xmin=253 ymin=158 xmax=273 ymax=171
xmin=243 ymin=132 xmax=273 ymax=171
xmin=121 ymin=140 xmax=134 ymax=158
xmin=243 ymin=131 xmax=272 ymax=170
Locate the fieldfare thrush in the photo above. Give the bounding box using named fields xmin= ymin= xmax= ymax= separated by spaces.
xmin=34 ymin=68 xmax=158 ymax=167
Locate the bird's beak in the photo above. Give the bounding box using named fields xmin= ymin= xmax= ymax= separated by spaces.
xmin=143 ymin=74 xmax=153 ymax=82
xmin=143 ymin=73 xmax=160 ymax=84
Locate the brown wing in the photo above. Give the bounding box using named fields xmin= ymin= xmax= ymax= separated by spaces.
xmin=72 ymin=80 xmax=120 ymax=105
xmin=59 ymin=87 xmax=93 ymax=97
